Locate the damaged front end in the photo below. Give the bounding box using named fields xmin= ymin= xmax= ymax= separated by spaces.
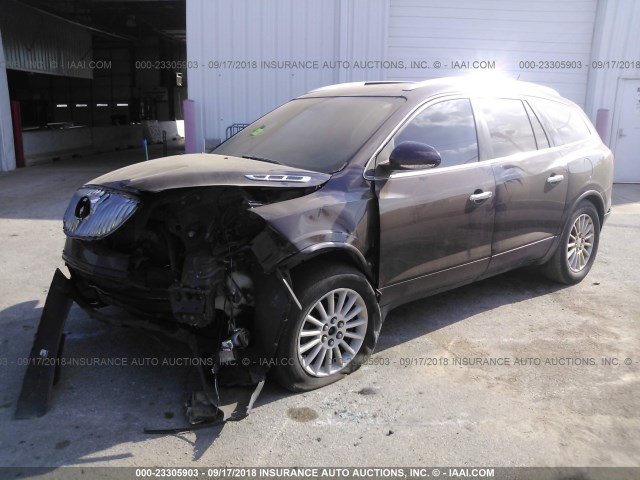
xmin=16 ymin=157 xmax=331 ymax=424
xmin=62 ymin=184 xmax=303 ymax=335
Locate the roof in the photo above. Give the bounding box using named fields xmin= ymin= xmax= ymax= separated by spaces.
xmin=302 ymin=76 xmax=561 ymax=101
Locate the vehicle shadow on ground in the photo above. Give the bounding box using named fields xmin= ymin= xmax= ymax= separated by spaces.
xmin=0 ymin=300 xmax=235 ymax=469
xmin=376 ymin=268 xmax=567 ymax=354
xmin=0 ymin=268 xmax=566 ymax=472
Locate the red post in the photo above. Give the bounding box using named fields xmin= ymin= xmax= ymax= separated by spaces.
xmin=10 ymin=100 xmax=25 ymax=168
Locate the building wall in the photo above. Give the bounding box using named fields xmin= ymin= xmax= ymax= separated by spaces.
xmin=585 ymin=0 xmax=640 ymax=146
xmin=186 ymin=0 xmax=386 ymax=146
xmin=187 ymin=0 xmax=636 ymax=176
xmin=385 ymin=0 xmax=597 ymax=106
xmin=186 ymin=0 xmax=598 ymax=144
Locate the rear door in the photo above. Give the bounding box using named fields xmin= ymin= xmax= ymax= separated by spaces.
xmin=374 ymin=97 xmax=495 ymax=308
xmin=474 ymin=97 xmax=569 ymax=275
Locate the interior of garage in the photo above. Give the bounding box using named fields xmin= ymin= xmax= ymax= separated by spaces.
xmin=0 ymin=0 xmax=186 ymax=168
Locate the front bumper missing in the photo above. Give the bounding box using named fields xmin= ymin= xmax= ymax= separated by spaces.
xmin=15 ymin=269 xmax=72 ymax=419
xmin=14 ymin=269 xmax=267 ymax=429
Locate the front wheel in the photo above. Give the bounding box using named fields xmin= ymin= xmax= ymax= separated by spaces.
xmin=543 ymin=200 xmax=601 ymax=285
xmin=272 ymin=262 xmax=381 ymax=392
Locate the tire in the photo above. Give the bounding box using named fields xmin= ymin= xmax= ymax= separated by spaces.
xmin=272 ymin=262 xmax=381 ymax=392
xmin=543 ymin=200 xmax=601 ymax=285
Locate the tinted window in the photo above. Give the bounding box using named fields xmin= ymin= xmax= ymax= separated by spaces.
xmin=392 ymin=98 xmax=478 ymax=168
xmin=214 ymin=96 xmax=404 ymax=173
xmin=531 ymin=99 xmax=591 ymax=145
xmin=524 ymin=101 xmax=550 ymax=149
xmin=477 ymin=98 xmax=537 ymax=159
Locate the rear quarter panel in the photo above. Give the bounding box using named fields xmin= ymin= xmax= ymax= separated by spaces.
xmin=564 ymin=137 xmax=614 ymax=224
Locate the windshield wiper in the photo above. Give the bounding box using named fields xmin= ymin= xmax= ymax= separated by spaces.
xmin=242 ymin=155 xmax=281 ymax=165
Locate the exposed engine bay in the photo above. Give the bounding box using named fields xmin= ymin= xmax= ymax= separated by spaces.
xmin=64 ymin=186 xmax=305 ymax=321
xmin=71 ymin=184 xmax=323 ymax=361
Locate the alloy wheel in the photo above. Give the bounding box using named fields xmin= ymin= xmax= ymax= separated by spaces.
xmin=297 ymin=288 xmax=368 ymax=377
xmin=567 ymin=213 xmax=595 ymax=273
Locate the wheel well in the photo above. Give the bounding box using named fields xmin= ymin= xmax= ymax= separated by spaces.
xmin=289 ymin=250 xmax=371 ymax=283
xmin=581 ymin=194 xmax=605 ymax=229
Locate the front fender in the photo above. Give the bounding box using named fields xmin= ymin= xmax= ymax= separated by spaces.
xmin=249 ymin=185 xmax=376 ymax=279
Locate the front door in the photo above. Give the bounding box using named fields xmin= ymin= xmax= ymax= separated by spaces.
xmin=612 ymin=79 xmax=640 ymax=183
xmin=374 ymin=97 xmax=495 ymax=309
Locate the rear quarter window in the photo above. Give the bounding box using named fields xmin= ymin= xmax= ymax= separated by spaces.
xmin=530 ymin=98 xmax=592 ymax=146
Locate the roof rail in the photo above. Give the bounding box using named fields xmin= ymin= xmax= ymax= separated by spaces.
xmin=404 ymin=76 xmax=560 ymax=97
xmin=363 ymin=81 xmax=415 ymax=86
xmin=310 ymin=80 xmax=414 ymax=93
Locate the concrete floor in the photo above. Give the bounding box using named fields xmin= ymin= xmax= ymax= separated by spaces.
xmin=0 ymin=148 xmax=638 ymax=471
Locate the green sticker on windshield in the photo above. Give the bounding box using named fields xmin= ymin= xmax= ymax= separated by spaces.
xmin=250 ymin=126 xmax=265 ymax=136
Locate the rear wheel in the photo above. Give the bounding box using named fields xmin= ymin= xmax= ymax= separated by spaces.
xmin=272 ymin=262 xmax=381 ymax=392
xmin=543 ymin=200 xmax=600 ymax=285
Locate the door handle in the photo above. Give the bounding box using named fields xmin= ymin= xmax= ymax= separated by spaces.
xmin=618 ymin=128 xmax=627 ymax=138
xmin=469 ymin=191 xmax=493 ymax=202
xmin=546 ymin=174 xmax=564 ymax=185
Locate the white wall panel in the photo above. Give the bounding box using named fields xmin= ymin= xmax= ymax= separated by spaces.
xmin=188 ymin=0 xmax=336 ymax=147
xmin=337 ymin=0 xmax=390 ymax=83
xmin=386 ymin=0 xmax=598 ymax=106
xmin=187 ymin=0 xmax=609 ymax=144
xmin=186 ymin=0 xmax=387 ymax=145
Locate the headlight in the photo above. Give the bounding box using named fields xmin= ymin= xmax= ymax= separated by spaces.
xmin=63 ymin=187 xmax=140 ymax=240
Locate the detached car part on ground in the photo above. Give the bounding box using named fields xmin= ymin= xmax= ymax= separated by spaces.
xmin=16 ymin=77 xmax=613 ymax=423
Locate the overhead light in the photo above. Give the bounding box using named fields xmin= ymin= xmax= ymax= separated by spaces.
xmin=56 ymin=104 xmax=68 ymax=108
xmin=75 ymin=104 xmax=87 ymax=107
xmin=96 ymin=103 xmax=108 ymax=107
xmin=116 ymin=103 xmax=128 ymax=107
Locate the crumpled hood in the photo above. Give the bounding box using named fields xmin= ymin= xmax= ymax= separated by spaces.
xmin=88 ymin=153 xmax=331 ymax=192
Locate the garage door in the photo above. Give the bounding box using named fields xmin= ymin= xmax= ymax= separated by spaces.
xmin=386 ymin=0 xmax=598 ymax=107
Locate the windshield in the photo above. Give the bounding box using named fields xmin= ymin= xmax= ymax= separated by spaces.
xmin=213 ymin=96 xmax=405 ymax=173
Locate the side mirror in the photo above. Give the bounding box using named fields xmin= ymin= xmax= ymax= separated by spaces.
xmin=389 ymin=141 xmax=441 ymax=169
